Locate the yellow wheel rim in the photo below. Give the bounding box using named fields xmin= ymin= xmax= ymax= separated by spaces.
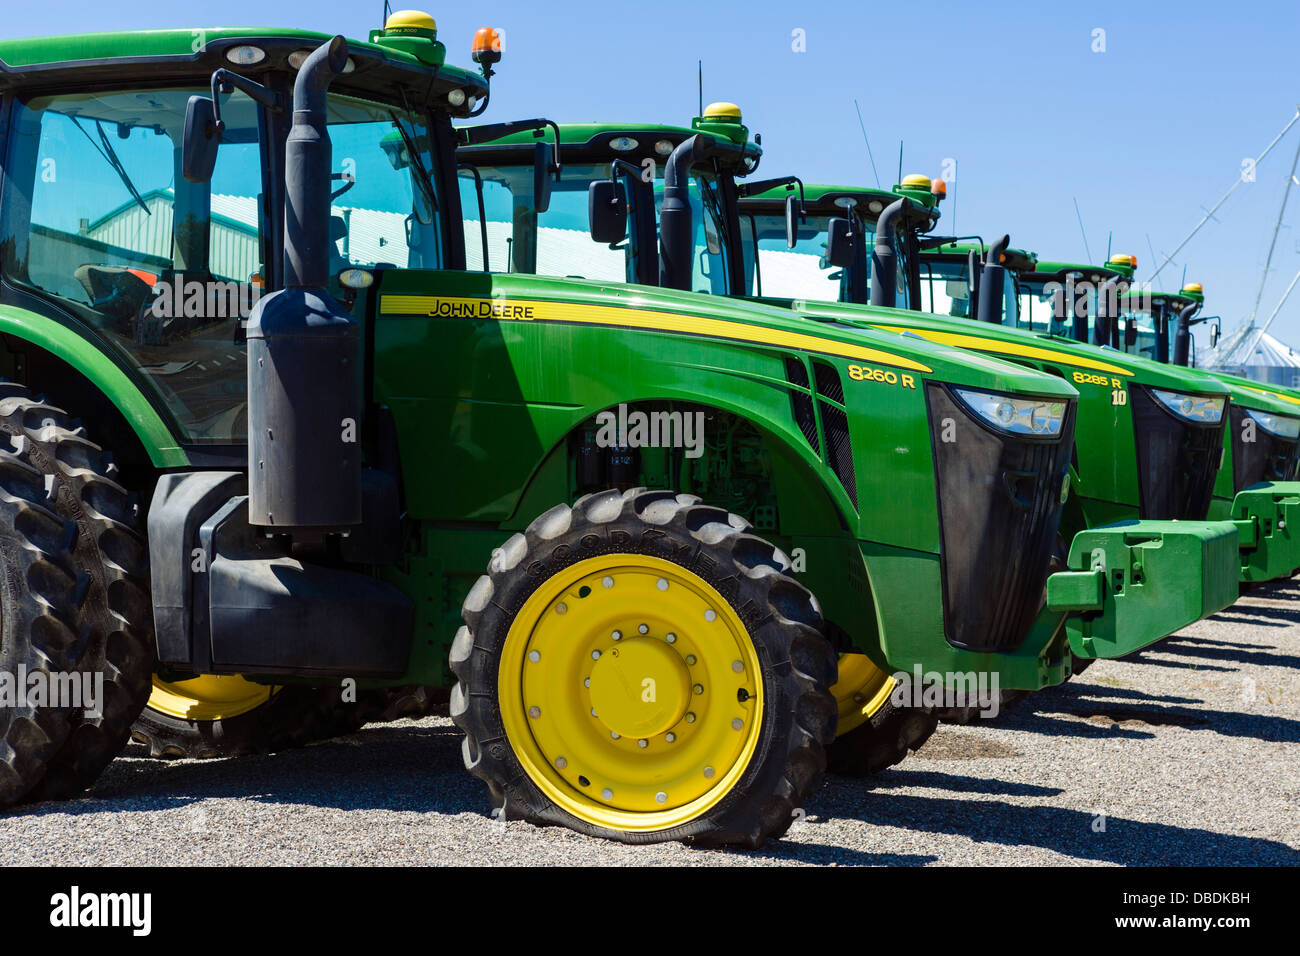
xmin=499 ymin=554 xmax=763 ymax=833
xmin=148 ymin=674 xmax=276 ymax=722
xmin=831 ymin=653 xmax=896 ymax=735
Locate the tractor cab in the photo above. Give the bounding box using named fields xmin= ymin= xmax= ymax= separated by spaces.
xmin=1012 ymin=255 xmax=1134 ymax=342
xmin=1117 ymin=282 xmax=1214 ymax=365
xmin=735 ymin=178 xmax=940 ymax=309
xmin=913 ymin=239 xmax=1035 ymax=326
xmin=0 ymin=14 xmax=486 ymax=448
xmin=455 ymin=104 xmax=760 ymax=292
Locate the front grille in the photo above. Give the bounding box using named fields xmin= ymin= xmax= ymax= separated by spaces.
xmin=927 ymin=384 xmax=1076 ymax=653
xmin=1130 ymin=385 xmax=1225 ymax=519
xmin=1230 ymin=405 xmax=1300 ymax=490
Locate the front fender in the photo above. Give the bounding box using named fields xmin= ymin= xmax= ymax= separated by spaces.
xmin=0 ymin=304 xmax=187 ymax=467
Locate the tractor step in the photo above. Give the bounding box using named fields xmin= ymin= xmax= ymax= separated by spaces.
xmin=1046 ymin=519 xmax=1239 ymax=660
xmin=149 ymin=472 xmax=412 ymax=678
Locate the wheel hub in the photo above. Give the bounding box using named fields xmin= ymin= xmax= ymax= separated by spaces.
xmin=588 ymin=638 xmax=691 ymax=738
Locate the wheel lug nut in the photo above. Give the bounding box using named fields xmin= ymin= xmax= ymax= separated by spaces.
xmin=732 ymin=718 xmax=743 ymax=730
xmin=686 ymin=712 xmax=696 ymax=723
xmin=528 ymin=706 xmax=541 ymax=719
xmin=610 ymin=731 xmax=620 ymax=739
xmin=528 ymin=650 xmax=540 ymax=663
xmin=665 ymin=732 xmax=676 ymax=742
xmin=666 ymin=633 xmax=677 ymax=644
xmin=556 ymin=602 xmax=568 ymax=615
xmin=555 ymin=757 xmax=567 ymax=769
xmin=601 ymin=576 xmax=614 ymax=589
xmin=704 ymin=609 xmax=717 ymax=622
xmin=584 ymin=678 xmax=591 ymax=688
xmin=601 ymin=788 xmax=613 ymax=800
xmin=611 ymin=630 xmax=622 ymax=641
xmin=657 ymin=578 xmax=668 ymax=591
xmin=591 ymin=650 xmax=601 ymax=660
xmin=637 ymin=739 xmax=647 ymax=748
xmin=686 ymin=654 xmax=697 ymax=665
xmin=638 ymin=623 xmax=649 ymax=634
xmin=693 ymin=684 xmax=704 ymax=695
xmin=591 ymin=708 xmax=598 ymax=717
xmin=703 ymin=766 xmax=715 ymax=779
xmin=731 ymin=660 xmax=744 ymax=673
xmin=655 ymin=791 xmax=668 ymax=804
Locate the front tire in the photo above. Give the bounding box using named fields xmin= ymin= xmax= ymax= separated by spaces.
xmin=451 ymin=488 xmax=837 ymax=848
xmin=827 ymin=653 xmax=937 ymax=775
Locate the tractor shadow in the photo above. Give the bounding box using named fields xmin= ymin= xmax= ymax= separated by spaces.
xmin=810 ymin=780 xmax=1299 ymax=865
xmin=13 ymin=720 xmax=485 ymax=819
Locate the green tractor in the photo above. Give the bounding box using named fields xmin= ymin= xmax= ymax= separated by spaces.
xmin=454 ymin=110 xmax=1242 ymax=737
xmin=0 ymin=16 xmax=1195 ymax=845
xmin=1005 ymin=261 xmax=1300 ymax=583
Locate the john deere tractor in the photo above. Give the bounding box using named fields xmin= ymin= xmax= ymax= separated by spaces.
xmin=2 ymin=16 xmax=1192 ymax=846
xmin=741 ymin=179 xmax=1300 ymax=590
xmin=1008 ymin=261 xmax=1300 ymax=583
xmin=454 ymin=110 xmax=1242 ymax=745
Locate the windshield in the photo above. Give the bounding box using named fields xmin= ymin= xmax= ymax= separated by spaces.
xmin=457 ymin=157 xmax=731 ymax=292
xmin=325 ymin=95 xmax=443 ymax=278
xmin=740 ymin=213 xmax=873 ymax=302
xmin=0 ymin=84 xmax=444 ymax=444
xmin=919 ymin=257 xmax=1018 ymax=326
xmin=0 ymin=84 xmax=265 ymax=442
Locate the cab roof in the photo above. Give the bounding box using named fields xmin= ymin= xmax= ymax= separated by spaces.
xmin=0 ymin=26 xmax=487 ymax=115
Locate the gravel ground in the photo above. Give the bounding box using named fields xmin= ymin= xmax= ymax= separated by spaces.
xmin=2 ymin=579 xmax=1297 ymax=867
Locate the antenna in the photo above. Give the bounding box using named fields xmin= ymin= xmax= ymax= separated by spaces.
xmin=698 ymin=61 xmax=703 ymax=116
xmin=897 ymin=141 xmax=903 ymax=185
xmin=853 ymin=99 xmax=881 ymax=188
xmin=1073 ymin=197 xmax=1093 ymax=263
xmin=1247 ymin=131 xmax=1300 ymax=326
xmin=383 ymin=0 xmax=391 ymax=21
xmin=1146 ymin=234 xmax=1163 ymax=291
xmin=1106 ymin=231 xmax=1112 ymax=262
xmin=1151 ymin=107 xmax=1300 ymax=282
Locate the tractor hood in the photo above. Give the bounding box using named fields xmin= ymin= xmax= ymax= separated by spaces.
xmin=786 ymin=299 xmax=1233 ymax=398
xmin=375 ymin=269 xmax=1078 ymax=402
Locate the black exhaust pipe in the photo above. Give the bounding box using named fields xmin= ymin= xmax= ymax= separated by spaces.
xmin=245 ymin=36 xmax=362 ymax=531
xmin=1172 ymin=301 xmax=1199 ymax=366
xmin=659 ymin=135 xmax=705 ymax=292
xmin=1094 ymin=276 xmax=1120 ymax=347
xmin=869 ymin=198 xmax=905 ymax=307
xmin=976 ymin=235 xmax=1010 ymax=324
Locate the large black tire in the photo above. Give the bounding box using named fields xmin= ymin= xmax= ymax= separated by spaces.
xmin=827 ymin=697 xmax=939 ymax=776
xmin=451 ymin=488 xmax=837 ymax=849
xmin=131 ymin=681 xmax=390 ymax=759
xmin=0 ymin=452 xmax=85 ymax=806
xmin=0 ymin=386 xmax=155 ymax=800
xmin=374 ymin=685 xmax=449 ymax=722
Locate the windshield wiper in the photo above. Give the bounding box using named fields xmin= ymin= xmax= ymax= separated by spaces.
xmin=70 ymin=116 xmax=151 ymax=217
xmin=389 ymin=103 xmax=438 ymax=215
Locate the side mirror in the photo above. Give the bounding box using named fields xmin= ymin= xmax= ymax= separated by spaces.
xmin=182 ymin=96 xmax=221 ymax=183
xmin=784 ymin=193 xmax=800 ymax=249
xmin=534 ymin=141 xmax=555 ymax=215
xmin=588 ymin=180 xmax=628 ymax=244
xmin=1124 ymin=317 xmax=1138 ymax=348
xmin=1210 ymin=321 xmax=1220 ymax=349
xmin=826 ymin=217 xmax=856 ymax=269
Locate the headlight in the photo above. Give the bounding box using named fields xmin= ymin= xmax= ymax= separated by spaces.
xmin=1151 ymin=388 xmax=1225 ymax=424
xmin=953 ymin=387 xmax=1067 ymax=437
xmin=1245 ymin=407 xmax=1300 ymax=439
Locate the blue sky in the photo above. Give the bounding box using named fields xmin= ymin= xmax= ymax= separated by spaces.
xmin=8 ymin=0 xmax=1299 ymax=351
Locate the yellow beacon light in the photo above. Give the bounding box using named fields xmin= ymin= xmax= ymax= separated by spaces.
xmin=703 ymin=102 xmax=742 ymax=120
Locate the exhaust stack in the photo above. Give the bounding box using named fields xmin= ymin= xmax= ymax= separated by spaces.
xmin=245 ymin=36 xmax=362 ymax=531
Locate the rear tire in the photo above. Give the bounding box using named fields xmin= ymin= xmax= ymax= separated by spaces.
xmin=0 ymin=387 xmax=154 ymax=801
xmin=451 ymin=488 xmax=837 ymax=848
xmin=0 ymin=453 xmax=84 ymax=807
